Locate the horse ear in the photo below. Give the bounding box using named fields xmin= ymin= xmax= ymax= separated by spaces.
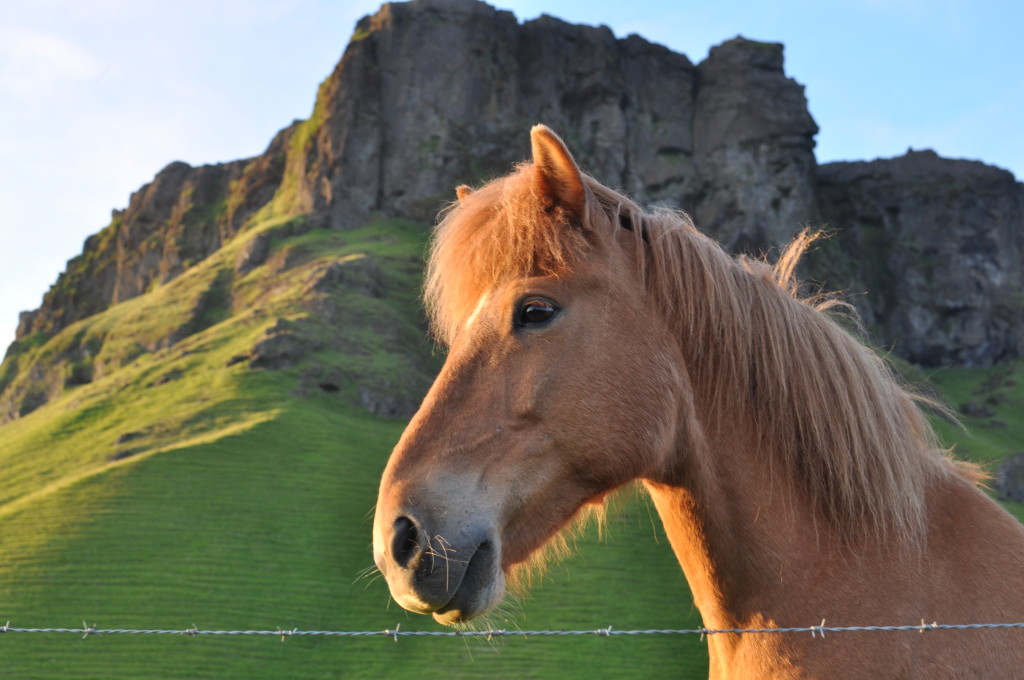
xmin=530 ymin=124 xmax=585 ymax=217
xmin=455 ymin=185 xmax=473 ymax=201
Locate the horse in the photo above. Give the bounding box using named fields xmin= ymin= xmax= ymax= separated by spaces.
xmin=372 ymin=125 xmax=1024 ymax=678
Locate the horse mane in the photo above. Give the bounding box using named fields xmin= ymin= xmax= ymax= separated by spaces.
xmin=425 ymin=162 xmax=974 ymax=547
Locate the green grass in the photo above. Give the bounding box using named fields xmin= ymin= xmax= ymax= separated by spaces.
xmin=0 ymin=216 xmax=706 ymax=678
xmin=0 ymin=394 xmax=703 ymax=679
xmin=925 ymin=360 xmax=1024 ymax=461
xmin=923 ymin=359 xmax=1024 ymax=522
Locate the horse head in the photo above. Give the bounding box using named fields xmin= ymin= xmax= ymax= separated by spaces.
xmin=372 ymin=126 xmax=687 ymax=624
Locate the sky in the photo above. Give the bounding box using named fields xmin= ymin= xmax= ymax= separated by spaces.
xmin=2 ymin=0 xmax=1022 ymax=352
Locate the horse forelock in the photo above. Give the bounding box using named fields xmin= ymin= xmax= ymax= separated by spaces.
xmin=426 ymin=166 xmax=967 ymax=549
xmin=425 ymin=163 xmax=593 ymax=347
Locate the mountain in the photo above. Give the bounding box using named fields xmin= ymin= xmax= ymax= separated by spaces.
xmin=7 ymin=1 xmax=1024 ymax=410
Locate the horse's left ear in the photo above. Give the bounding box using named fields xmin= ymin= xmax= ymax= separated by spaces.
xmin=530 ymin=124 xmax=585 ymax=217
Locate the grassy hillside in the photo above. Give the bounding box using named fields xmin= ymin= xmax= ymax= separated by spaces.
xmin=0 ymin=395 xmax=704 ymax=679
xmin=2 ymin=212 xmax=1021 ymax=678
xmin=926 ymin=360 xmax=1024 ymax=522
xmin=0 ymin=218 xmax=706 ymax=679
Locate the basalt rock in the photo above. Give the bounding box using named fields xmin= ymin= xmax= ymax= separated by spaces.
xmin=298 ymin=0 xmax=817 ymax=254
xmin=298 ymin=0 xmax=699 ymax=228
xmin=13 ymin=123 xmax=296 ymax=342
xmin=816 ymin=150 xmax=1024 ymax=367
xmin=995 ymin=452 xmax=1024 ymax=503
xmin=691 ymin=37 xmax=818 ymax=251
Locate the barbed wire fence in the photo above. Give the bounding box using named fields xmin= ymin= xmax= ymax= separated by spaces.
xmin=4 ymin=620 xmax=1024 ymax=642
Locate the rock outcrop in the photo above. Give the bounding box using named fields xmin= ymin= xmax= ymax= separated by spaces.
xmin=996 ymin=452 xmax=1024 ymax=503
xmin=297 ymin=0 xmax=818 ymax=254
xmin=692 ymin=37 xmax=818 ymax=251
xmin=297 ymin=0 xmax=700 ymax=227
xmin=816 ymin=150 xmax=1024 ymax=366
xmin=12 ymin=0 xmax=823 ymax=349
xmin=5 ymin=0 xmax=1024 ymax=388
xmin=14 ymin=123 xmax=296 ymax=341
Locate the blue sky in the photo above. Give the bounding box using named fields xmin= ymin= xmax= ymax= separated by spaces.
xmin=2 ymin=0 xmax=1022 ymax=351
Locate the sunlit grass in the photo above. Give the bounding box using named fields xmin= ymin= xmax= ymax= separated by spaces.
xmin=0 ymin=391 xmax=704 ymax=679
xmin=0 ymin=217 xmax=705 ymax=679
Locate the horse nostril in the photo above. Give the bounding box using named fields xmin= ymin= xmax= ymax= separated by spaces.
xmin=391 ymin=516 xmax=421 ymax=569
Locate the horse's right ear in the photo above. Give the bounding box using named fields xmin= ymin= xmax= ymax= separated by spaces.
xmin=530 ymin=124 xmax=585 ymax=217
xmin=456 ymin=185 xmax=473 ymax=201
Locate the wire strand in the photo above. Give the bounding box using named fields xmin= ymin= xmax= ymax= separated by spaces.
xmin=4 ymin=620 xmax=1024 ymax=640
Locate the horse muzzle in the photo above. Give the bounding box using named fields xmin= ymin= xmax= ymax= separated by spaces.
xmin=373 ymin=512 xmax=506 ymax=625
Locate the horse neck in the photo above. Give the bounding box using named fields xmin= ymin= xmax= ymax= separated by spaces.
xmin=642 ymin=412 xmax=864 ymax=678
xmin=644 ymin=418 xmax=1024 ymax=679
xmin=643 ymin=413 xmax=818 ymax=630
xmin=638 ymin=249 xmax=911 ymax=628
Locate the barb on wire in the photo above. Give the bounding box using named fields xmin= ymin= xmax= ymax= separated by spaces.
xmin=1 ymin=620 xmax=1024 ymax=640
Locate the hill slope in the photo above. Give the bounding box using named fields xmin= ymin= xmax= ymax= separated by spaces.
xmin=0 ymin=216 xmax=708 ymax=678
xmin=1 ymin=395 xmax=706 ymax=679
xmin=7 ymin=0 xmax=1022 ymax=396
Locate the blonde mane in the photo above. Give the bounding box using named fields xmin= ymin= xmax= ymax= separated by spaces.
xmin=425 ymin=163 xmax=969 ymax=546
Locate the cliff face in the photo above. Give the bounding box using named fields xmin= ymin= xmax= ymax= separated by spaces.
xmin=296 ymin=0 xmax=701 ymax=225
xmin=692 ymin=38 xmax=818 ymax=251
xmin=299 ymin=0 xmax=818 ymax=254
xmin=8 ymin=0 xmax=1024 ymax=379
xmin=816 ymin=151 xmax=1024 ymax=366
xmin=16 ymin=123 xmax=296 ymax=341
xmin=14 ymin=0 xmax=819 ymax=346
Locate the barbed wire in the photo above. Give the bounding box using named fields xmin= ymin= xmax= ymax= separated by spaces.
xmin=3 ymin=620 xmax=1024 ymax=642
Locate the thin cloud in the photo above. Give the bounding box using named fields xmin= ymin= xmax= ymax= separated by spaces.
xmin=0 ymin=26 xmax=106 ymax=95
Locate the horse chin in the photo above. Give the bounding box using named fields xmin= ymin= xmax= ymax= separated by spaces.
xmin=432 ymin=541 xmax=506 ymax=625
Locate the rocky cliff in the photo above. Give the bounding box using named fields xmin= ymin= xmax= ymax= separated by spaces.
xmin=6 ymin=0 xmax=1024 ymax=407
xmin=15 ymin=123 xmax=297 ymax=341
xmin=815 ymin=150 xmax=1024 ymax=366
xmin=295 ymin=0 xmax=819 ymax=252
xmin=13 ymin=0 xmax=822 ymax=344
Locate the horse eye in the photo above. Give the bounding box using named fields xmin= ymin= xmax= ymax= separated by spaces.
xmin=517 ymin=299 xmax=558 ymax=328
